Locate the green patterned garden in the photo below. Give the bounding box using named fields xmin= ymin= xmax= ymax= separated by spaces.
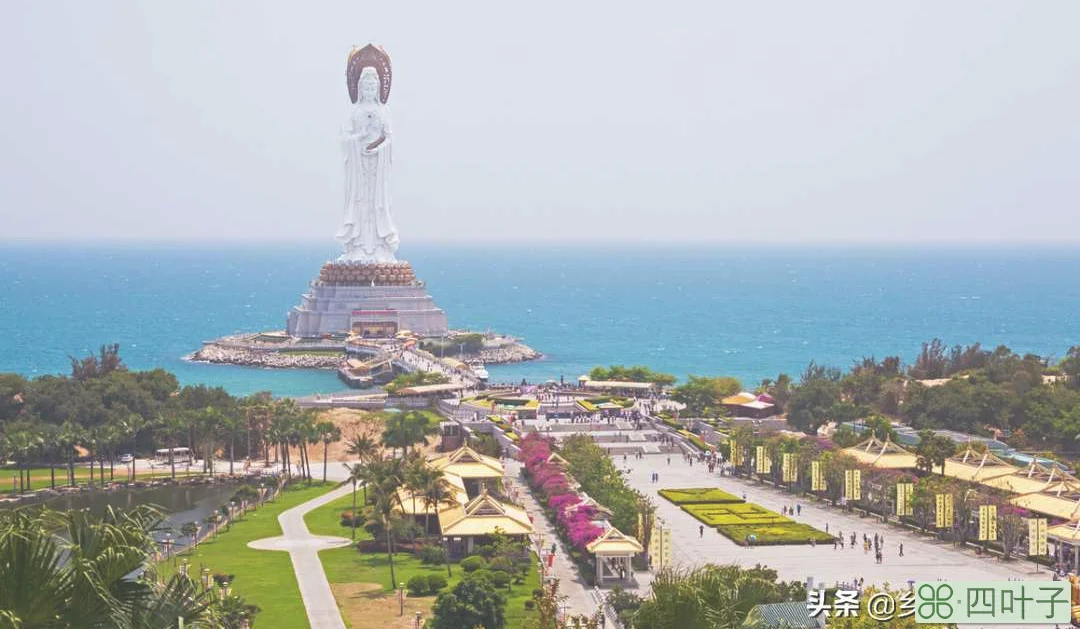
xmin=659 ymin=487 xmax=834 ymax=545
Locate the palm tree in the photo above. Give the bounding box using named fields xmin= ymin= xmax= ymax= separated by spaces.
xmin=156 ymin=412 xmax=188 ymax=480
xmin=119 ymin=412 xmax=147 ymax=482
xmin=419 ymin=467 xmax=451 ymax=536
xmin=318 ymin=420 xmax=342 ymax=482
xmin=363 ymin=454 xmax=407 ymax=588
xmin=0 ymin=505 xmax=218 ymax=628
xmin=346 ymin=430 xmax=379 ymax=505
xmin=634 ymin=564 xmax=781 ymax=629
xmin=57 ymin=419 xmax=82 ymax=487
xmin=343 ymin=462 xmax=364 ymax=540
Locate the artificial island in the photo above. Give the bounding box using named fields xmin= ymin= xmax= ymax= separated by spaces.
xmin=191 ymin=44 xmax=539 ymax=387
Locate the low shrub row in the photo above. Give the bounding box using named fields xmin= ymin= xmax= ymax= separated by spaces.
xmin=716 ymin=522 xmax=834 ymax=546
xmin=657 ymin=488 xmax=743 ymax=504
xmin=406 ymin=573 xmax=449 ymax=596
xmin=683 ymin=503 xmax=787 ymax=526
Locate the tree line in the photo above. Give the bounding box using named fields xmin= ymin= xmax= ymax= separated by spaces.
xmin=0 ymin=346 xmax=349 ymax=492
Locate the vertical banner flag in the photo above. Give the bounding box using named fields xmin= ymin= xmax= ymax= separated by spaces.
xmin=1028 ymin=518 xmax=1048 ymax=556
xmin=896 ymin=482 xmax=913 ymax=517
xmin=729 ymin=440 xmax=741 ymax=466
xmin=935 ymin=494 xmax=954 ymax=528
xmin=661 ymin=528 xmax=672 ymax=568
xmin=844 ymin=470 xmax=862 ymax=501
xmin=811 ymin=461 xmax=824 ymax=491
xmin=755 ymin=446 xmax=770 ymax=474
xmin=985 ymin=505 xmax=997 ymax=541
xmin=782 ymin=453 xmax=797 ymax=483
xmin=978 ymin=505 xmax=988 ymax=541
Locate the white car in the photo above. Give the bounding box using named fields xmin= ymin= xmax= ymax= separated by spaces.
xmin=119 ymin=453 xmax=135 ymax=464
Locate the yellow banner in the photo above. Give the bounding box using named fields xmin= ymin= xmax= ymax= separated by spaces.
xmin=1028 ymin=518 xmax=1048 ymax=556
xmin=782 ymin=453 xmax=797 ymax=483
xmin=985 ymin=505 xmax=997 ymax=541
xmin=844 ymin=469 xmax=861 ymax=501
xmin=978 ymin=505 xmax=988 ymax=541
xmin=896 ymin=482 xmax=913 ymax=517
xmin=755 ymin=445 xmax=770 ymax=475
xmin=935 ymin=493 xmax=954 ymax=528
xmin=729 ymin=440 xmax=741 ymax=466
xmin=811 ymin=461 xmax=825 ymax=492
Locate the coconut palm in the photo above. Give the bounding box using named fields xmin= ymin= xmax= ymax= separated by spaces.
xmin=0 ymin=504 xmax=219 ymax=628
xmin=318 ymin=420 xmax=342 ymax=482
xmin=363 ymin=454 xmax=407 ymax=587
xmin=57 ymin=419 xmax=83 ymax=487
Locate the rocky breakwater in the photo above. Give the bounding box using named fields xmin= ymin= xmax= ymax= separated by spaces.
xmin=474 ymin=342 xmax=542 ymax=365
xmin=189 ymin=343 xmax=346 ymax=370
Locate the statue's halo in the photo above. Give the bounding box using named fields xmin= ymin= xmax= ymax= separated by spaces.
xmin=347 ymin=44 xmax=392 ymax=104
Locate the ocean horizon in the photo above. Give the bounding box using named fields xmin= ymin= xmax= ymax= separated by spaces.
xmin=2 ymin=241 xmax=1077 ymax=397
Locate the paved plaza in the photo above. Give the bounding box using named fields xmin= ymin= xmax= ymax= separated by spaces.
xmin=621 ymin=453 xmax=1045 ymax=589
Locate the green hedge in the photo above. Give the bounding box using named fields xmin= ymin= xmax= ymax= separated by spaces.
xmin=660 ymin=417 xmax=681 ymax=430
xmin=716 ymin=522 xmax=834 ymax=545
xmin=658 ymin=488 xmax=743 ymax=504
xmin=683 ymin=503 xmax=788 ymax=526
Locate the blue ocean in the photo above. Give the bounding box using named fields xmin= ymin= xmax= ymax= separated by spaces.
xmin=1 ymin=243 xmax=1077 ymax=397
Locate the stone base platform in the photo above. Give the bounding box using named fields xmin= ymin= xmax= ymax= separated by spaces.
xmin=285 ymin=260 xmax=449 ymax=339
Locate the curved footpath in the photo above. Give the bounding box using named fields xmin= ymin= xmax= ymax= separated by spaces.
xmin=249 ymin=484 xmax=354 ymax=629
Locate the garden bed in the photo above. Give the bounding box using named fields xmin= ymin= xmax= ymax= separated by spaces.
xmin=657 ymin=488 xmax=743 ymax=504
xmin=658 ymin=486 xmax=833 ymax=546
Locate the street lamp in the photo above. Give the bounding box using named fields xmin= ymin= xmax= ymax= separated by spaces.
xmin=399 ymin=582 xmax=406 ymax=616
xmin=201 ymin=568 xmax=211 ymax=590
xmin=180 ymin=559 xmax=189 ymax=578
xmin=163 ymin=533 xmax=174 ymax=564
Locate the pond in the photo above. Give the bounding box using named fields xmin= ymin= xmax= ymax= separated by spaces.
xmin=3 ymin=480 xmax=269 ymax=550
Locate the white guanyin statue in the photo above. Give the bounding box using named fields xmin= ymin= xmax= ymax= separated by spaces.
xmin=336 ymin=45 xmax=399 ymax=263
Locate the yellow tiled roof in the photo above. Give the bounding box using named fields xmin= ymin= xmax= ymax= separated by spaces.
xmin=394 ymin=476 xmax=469 ymax=515
xmin=1012 ymin=493 xmax=1080 ymax=521
xmin=428 ymin=446 xmax=504 ymax=479
xmin=586 ymin=526 xmax=643 ymax=555
xmin=940 ymin=449 xmax=1017 ymax=482
xmin=979 ymin=462 xmax=1076 ymax=495
xmin=722 ymin=393 xmax=757 ymax=405
xmin=842 ymin=437 xmax=918 ymax=469
xmin=437 ymin=492 xmax=533 ymax=536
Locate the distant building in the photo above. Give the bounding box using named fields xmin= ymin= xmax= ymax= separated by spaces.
xmin=721 ymin=392 xmax=777 ymax=419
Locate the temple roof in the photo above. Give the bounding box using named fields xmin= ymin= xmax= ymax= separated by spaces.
xmin=841 ymin=437 xmax=918 ymax=469
xmin=941 ymin=448 xmax=1017 ymax=482
xmin=394 ymin=473 xmax=469 ymax=515
xmin=428 ymin=445 xmax=504 ymax=479
xmin=437 ymin=492 xmax=533 ymax=536
xmin=979 ymin=461 xmax=1080 ymax=495
xmin=586 ymin=526 xmax=643 ymax=555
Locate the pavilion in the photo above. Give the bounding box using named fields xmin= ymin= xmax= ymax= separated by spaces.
xmin=438 ymin=492 xmax=533 ymax=556
xmin=586 ymin=526 xmax=643 ymax=585
xmin=428 ymin=445 xmax=505 ymax=496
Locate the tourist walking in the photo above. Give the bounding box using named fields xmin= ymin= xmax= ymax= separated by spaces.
xmin=899 ymin=542 xmax=904 ymax=557
xmin=699 ymin=525 xmax=704 ymax=538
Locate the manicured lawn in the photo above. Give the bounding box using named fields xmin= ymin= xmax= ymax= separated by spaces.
xmin=318 ymin=545 xmax=539 ymax=627
xmin=658 ymin=487 xmax=743 ymax=504
xmin=303 ymin=490 xmax=372 ymax=540
xmin=161 ymin=481 xmax=336 ymax=629
xmin=683 ymin=502 xmax=788 ymax=526
xmin=716 ymin=522 xmax=834 ymax=545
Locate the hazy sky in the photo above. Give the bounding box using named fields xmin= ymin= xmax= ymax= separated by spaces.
xmin=2 ymin=2 xmax=1079 ymax=243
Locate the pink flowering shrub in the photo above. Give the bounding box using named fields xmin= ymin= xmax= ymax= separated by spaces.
xmin=520 ymin=432 xmax=606 ymax=551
